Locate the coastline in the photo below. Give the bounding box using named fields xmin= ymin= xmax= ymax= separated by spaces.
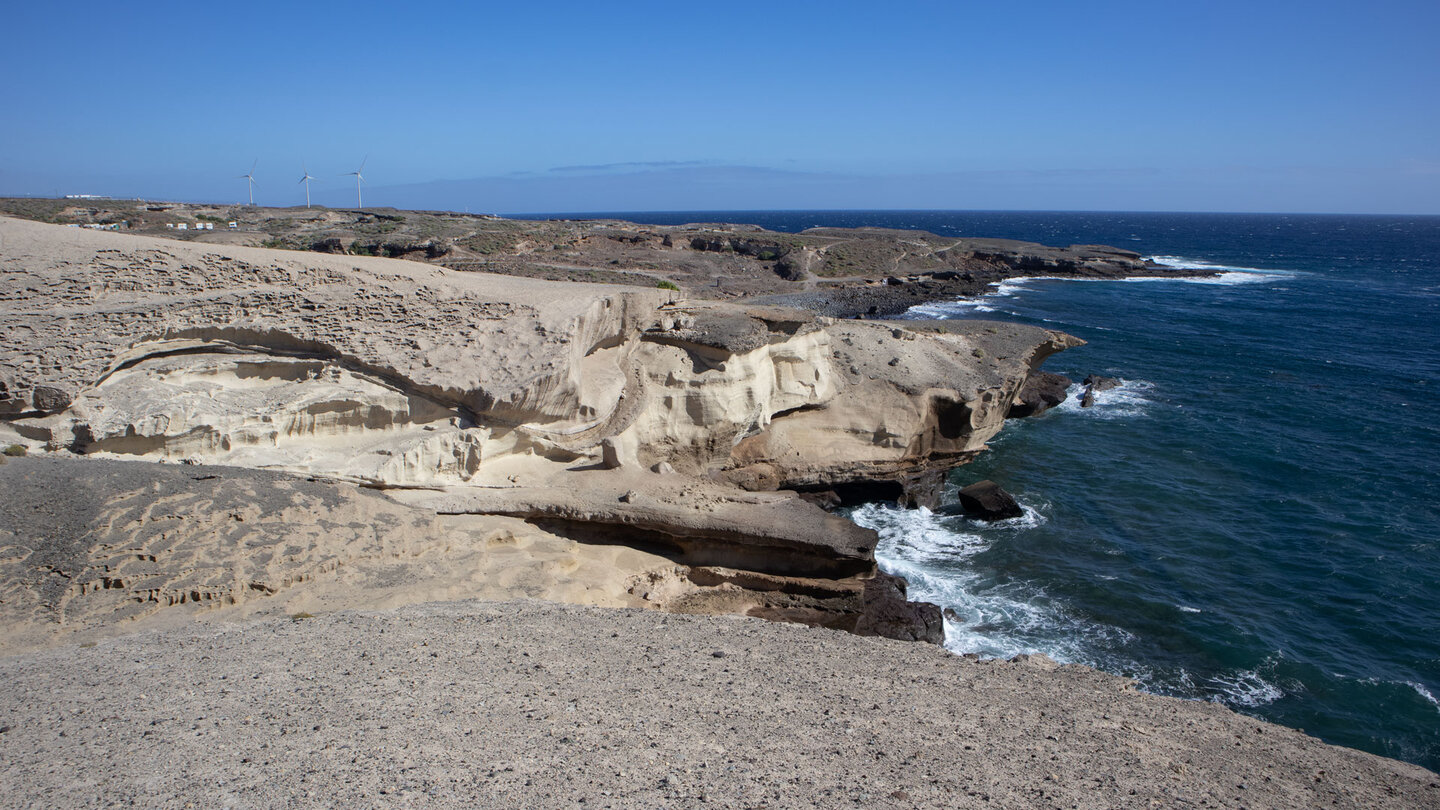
xmin=0 ymin=203 xmax=1428 ymax=801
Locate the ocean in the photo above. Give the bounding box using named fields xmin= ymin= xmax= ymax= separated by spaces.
xmin=561 ymin=210 xmax=1440 ymax=771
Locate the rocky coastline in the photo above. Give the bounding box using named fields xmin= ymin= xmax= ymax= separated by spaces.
xmin=0 ymin=213 xmax=1095 ymax=647
xmin=1 ymin=210 xmax=1433 ymax=805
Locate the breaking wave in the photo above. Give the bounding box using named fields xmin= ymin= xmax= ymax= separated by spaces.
xmin=853 ymin=502 xmax=1135 ymax=664
xmin=1407 ymin=682 xmax=1440 ymax=712
xmin=902 ymin=258 xmax=1292 ymax=319
xmin=1144 ymin=255 xmax=1298 ymax=285
xmin=1052 ymin=379 xmax=1157 ymax=420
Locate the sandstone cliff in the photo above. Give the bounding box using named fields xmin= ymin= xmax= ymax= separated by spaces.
xmin=0 ymin=215 xmax=1077 ymax=645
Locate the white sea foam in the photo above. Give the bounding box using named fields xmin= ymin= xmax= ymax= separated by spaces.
xmin=1177 ymin=605 xmax=1202 ymax=614
xmin=901 ymin=257 xmax=1290 ymax=320
xmin=1207 ymin=669 xmax=1286 ymax=708
xmin=904 ymin=298 xmax=999 ymax=318
xmin=852 ymin=502 xmax=1133 ymax=663
xmin=1406 ymin=681 xmax=1440 ymax=712
xmin=1052 ymin=379 xmax=1157 ymax=420
xmin=936 ymin=501 xmax=1049 ymax=533
xmin=1144 ymin=255 xmax=1297 ymax=285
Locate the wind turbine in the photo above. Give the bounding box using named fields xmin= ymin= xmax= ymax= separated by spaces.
xmin=239 ymin=159 xmax=258 ymax=205
xmin=298 ymin=163 xmax=317 ymax=208
xmin=344 ymin=155 xmax=367 ymax=208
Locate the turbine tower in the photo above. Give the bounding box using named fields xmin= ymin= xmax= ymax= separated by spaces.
xmin=239 ymin=159 xmax=258 ymax=206
xmin=344 ymin=155 xmax=367 ymax=209
xmin=298 ymin=163 xmax=317 ymax=208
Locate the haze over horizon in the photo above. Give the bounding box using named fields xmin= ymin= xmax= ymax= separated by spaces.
xmin=4 ymin=0 xmax=1437 ymax=215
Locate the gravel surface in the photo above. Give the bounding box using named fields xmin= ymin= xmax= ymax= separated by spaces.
xmin=1 ymin=600 xmax=1434 ymax=809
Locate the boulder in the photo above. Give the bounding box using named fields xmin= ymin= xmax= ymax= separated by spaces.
xmin=31 ymin=385 xmax=72 ymax=413
xmin=1082 ymin=374 xmax=1121 ymax=392
xmin=954 ymin=480 xmax=1023 ymax=521
xmin=853 ymin=572 xmax=943 ymax=644
xmin=1008 ymin=372 xmax=1072 ymax=418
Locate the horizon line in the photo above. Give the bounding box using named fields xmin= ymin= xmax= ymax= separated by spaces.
xmin=2 ymin=193 xmax=1437 ymax=219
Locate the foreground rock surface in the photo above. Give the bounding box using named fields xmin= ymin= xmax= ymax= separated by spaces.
xmin=0 ymin=601 xmax=1433 ymax=809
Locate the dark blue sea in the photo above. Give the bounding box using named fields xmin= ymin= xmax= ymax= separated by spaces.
xmin=555 ymin=210 xmax=1440 ymax=771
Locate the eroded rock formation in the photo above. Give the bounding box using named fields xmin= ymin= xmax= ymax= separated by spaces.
xmin=0 ymin=216 xmax=1080 ymax=644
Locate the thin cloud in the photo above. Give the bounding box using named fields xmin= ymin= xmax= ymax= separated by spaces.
xmin=547 ymin=160 xmax=710 ymax=174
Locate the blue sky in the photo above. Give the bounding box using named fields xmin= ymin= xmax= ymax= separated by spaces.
xmin=3 ymin=0 xmax=1437 ymax=213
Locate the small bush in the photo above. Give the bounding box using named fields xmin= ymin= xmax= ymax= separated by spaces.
xmin=656 ymin=280 xmax=680 ymax=291
xmin=2 ymin=444 xmax=26 ymax=457
xmin=290 ymin=611 xmax=314 ymax=621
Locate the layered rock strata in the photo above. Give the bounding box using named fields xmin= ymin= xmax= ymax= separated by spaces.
xmin=0 ymin=216 xmax=1077 ymax=642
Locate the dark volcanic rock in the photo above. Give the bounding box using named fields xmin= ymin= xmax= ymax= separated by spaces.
xmin=1083 ymin=374 xmax=1121 ymax=392
xmin=1008 ymin=372 xmax=1072 ymax=418
xmin=853 ymin=572 xmax=943 ymax=644
xmin=955 ymin=480 xmax=1024 ymax=521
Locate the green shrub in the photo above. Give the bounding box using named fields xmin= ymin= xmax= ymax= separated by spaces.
xmin=3 ymin=444 xmax=27 ymax=457
xmin=656 ymin=280 xmax=680 ymax=291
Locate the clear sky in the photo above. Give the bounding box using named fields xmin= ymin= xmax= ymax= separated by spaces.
xmin=4 ymin=0 xmax=1437 ymax=214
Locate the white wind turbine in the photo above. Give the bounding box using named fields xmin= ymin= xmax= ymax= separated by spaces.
xmin=344 ymin=155 xmax=367 ymax=208
xmin=239 ymin=158 xmax=258 ymax=205
xmin=298 ymin=163 xmax=317 ymax=208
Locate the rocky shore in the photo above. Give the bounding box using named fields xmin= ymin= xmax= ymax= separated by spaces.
xmin=0 ymin=214 xmax=1089 ymax=646
xmin=1 ymin=211 xmax=1433 ymax=805
xmin=0 ymin=198 xmax=1215 ymax=320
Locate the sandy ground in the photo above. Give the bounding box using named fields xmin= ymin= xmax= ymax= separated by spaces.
xmin=0 ymin=600 xmax=1434 ymax=809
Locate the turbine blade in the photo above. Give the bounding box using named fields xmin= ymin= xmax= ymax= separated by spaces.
xmin=359 ymin=154 xmax=368 ymax=172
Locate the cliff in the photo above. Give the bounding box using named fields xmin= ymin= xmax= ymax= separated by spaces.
xmin=0 ymin=216 xmax=1075 ymax=646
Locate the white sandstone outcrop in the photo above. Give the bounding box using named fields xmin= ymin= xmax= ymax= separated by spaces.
xmin=0 ymin=215 xmax=1079 ymax=639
